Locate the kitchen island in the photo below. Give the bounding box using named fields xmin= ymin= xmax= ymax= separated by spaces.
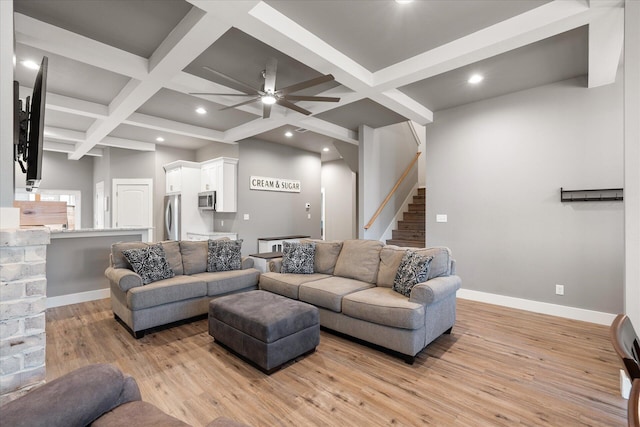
xmin=47 ymin=228 xmax=151 ymax=307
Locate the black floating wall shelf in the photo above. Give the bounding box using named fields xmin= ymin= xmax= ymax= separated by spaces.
xmin=560 ymin=187 xmax=624 ymax=202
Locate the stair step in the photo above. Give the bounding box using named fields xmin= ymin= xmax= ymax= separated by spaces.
xmin=417 ymin=188 xmax=425 ymax=196
xmin=397 ymin=221 xmax=425 ymax=231
xmin=413 ymin=196 xmax=425 ymax=203
xmin=408 ymin=203 xmax=425 ymax=212
xmin=403 ymin=212 xmax=425 ymax=221
xmin=392 ymin=230 xmax=425 ymax=240
xmin=386 ymin=239 xmax=425 ymax=248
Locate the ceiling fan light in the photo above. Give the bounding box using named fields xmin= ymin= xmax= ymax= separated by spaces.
xmin=262 ymin=94 xmax=276 ymax=105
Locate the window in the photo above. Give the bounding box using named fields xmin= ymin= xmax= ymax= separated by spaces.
xmin=14 ymin=189 xmax=82 ymax=229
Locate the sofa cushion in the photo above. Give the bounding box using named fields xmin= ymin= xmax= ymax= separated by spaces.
xmin=281 ymin=241 xmax=316 ymax=274
xmin=159 ymin=240 xmax=183 ymax=276
xmin=301 ymin=239 xmax=343 ymax=274
xmin=259 ymin=272 xmax=331 ymax=299
xmin=180 ymin=241 xmax=208 ymax=275
xmin=122 ymin=244 xmax=175 ymax=285
xmin=378 ymin=245 xmax=451 ymax=287
xmin=298 ymin=276 xmax=375 ymax=312
xmin=92 ymin=401 xmax=190 ymax=427
xmin=126 ymin=275 xmax=206 ymax=310
xmin=207 ymin=239 xmax=243 ymax=272
xmin=392 ymin=251 xmax=433 ymax=297
xmin=342 ymin=287 xmax=426 ymax=330
xmin=333 ymin=239 xmax=383 ymax=284
xmin=191 ymin=269 xmax=260 ymax=296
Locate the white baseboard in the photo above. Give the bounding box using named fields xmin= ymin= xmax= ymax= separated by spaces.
xmin=46 ymin=288 xmax=110 ymax=309
xmin=457 ymin=288 xmax=616 ymax=326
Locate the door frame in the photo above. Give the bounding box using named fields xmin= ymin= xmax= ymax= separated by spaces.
xmin=112 ymin=178 xmax=153 ymax=240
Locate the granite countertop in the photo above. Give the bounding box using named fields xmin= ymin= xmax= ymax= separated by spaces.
xmin=50 ymin=227 xmax=152 ymax=234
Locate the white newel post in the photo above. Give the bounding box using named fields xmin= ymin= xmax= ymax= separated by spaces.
xmin=0 ymin=228 xmax=50 ymax=405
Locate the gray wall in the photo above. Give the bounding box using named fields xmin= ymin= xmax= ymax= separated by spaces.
xmin=425 ymin=75 xmax=624 ymax=314
xmin=15 ymin=150 xmax=95 ymax=228
xmin=359 ymin=123 xmax=419 ymax=240
xmin=202 ymin=138 xmax=322 ymax=256
xmin=321 ymin=159 xmax=356 ymax=240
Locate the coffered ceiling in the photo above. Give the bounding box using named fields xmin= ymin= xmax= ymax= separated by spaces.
xmin=11 ymin=0 xmax=624 ymax=162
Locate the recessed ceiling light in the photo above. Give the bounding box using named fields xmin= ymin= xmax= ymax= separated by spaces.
xmin=195 ymin=107 xmax=207 ymax=114
xmin=285 ymin=131 xmax=293 ymax=138
xmin=21 ymin=60 xmax=40 ymax=70
xmin=468 ymin=74 xmax=484 ymax=84
xmin=395 ymin=0 xmax=413 ymax=4
xmin=156 ymin=137 xmax=165 ymax=142
xmin=323 ymin=147 xmax=330 ymax=152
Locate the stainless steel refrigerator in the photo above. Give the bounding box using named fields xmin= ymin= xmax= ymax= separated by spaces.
xmin=164 ymin=194 xmax=181 ymax=240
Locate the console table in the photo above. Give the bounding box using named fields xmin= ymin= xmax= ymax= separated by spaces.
xmin=257 ymin=235 xmax=310 ymax=253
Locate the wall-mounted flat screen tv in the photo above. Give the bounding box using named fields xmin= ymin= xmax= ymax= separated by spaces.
xmin=14 ymin=56 xmax=48 ymax=192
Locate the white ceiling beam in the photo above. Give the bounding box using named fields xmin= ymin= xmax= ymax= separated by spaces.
xmin=70 ymin=5 xmax=239 ymax=159
xmin=14 ymin=13 xmax=148 ymax=80
xmin=372 ymin=0 xmax=593 ymax=91
xmin=234 ymin=2 xmax=432 ymax=125
xmin=20 ymin=85 xmax=108 ymax=119
xmin=44 ymin=140 xmax=103 ymax=157
xmin=44 ymin=127 xmax=85 ymax=143
xmin=100 ymin=136 xmax=155 ymax=151
xmin=223 ymin=116 xmax=292 ymax=142
xmin=588 ymin=4 xmax=624 ymax=87
xmin=370 ymin=90 xmax=434 ymax=125
xmin=298 ymin=117 xmax=358 ymax=146
xmin=124 ymin=112 xmax=229 ymax=143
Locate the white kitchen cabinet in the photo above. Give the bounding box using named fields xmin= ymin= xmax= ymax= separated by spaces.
xmin=200 ymin=157 xmax=238 ymax=212
xmin=164 ymin=160 xmax=200 ymax=195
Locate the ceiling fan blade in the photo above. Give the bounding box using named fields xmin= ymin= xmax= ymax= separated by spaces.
xmin=189 ymin=92 xmax=253 ymax=96
xmin=264 ymin=58 xmax=277 ymax=94
xmin=263 ymin=103 xmax=272 ymax=119
xmin=276 ymin=99 xmax=312 ymax=116
xmin=220 ymin=97 xmax=261 ymax=111
xmin=202 ymin=66 xmax=260 ymax=96
xmin=282 ymin=95 xmax=340 ymax=102
xmin=277 ymin=74 xmax=335 ymax=95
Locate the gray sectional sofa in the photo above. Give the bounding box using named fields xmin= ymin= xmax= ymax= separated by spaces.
xmin=105 ymin=240 xmax=260 ymax=338
xmin=259 ymin=239 xmax=461 ymax=362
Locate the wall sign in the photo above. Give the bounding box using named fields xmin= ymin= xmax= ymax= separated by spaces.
xmin=250 ymin=176 xmax=301 ymax=193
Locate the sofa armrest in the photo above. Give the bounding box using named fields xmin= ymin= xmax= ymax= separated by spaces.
xmin=241 ymin=256 xmax=254 ymax=269
xmin=1 ymin=364 xmax=141 ymax=427
xmin=409 ymin=275 xmax=461 ymax=305
xmin=268 ymin=258 xmax=283 ymax=272
xmin=105 ymin=267 xmax=142 ymax=292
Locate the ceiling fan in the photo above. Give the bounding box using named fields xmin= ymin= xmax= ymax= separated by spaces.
xmin=190 ymin=58 xmax=340 ymax=119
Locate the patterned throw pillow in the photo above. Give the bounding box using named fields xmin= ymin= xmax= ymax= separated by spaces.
xmin=281 ymin=241 xmax=316 ymax=274
xmin=207 ymin=239 xmax=243 ymax=272
xmin=122 ymin=243 xmax=175 ymax=285
xmin=392 ymin=251 xmax=433 ymax=297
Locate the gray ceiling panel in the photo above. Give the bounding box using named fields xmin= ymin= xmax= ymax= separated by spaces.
xmin=399 ymin=26 xmax=589 ymax=112
xmin=266 ymin=0 xmax=551 ymax=72
xmin=136 ymin=88 xmax=259 ymax=131
xmin=316 ymin=99 xmax=408 ymax=132
xmin=14 ymin=0 xmax=192 ymax=58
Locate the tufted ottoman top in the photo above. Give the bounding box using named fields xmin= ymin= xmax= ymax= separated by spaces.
xmin=209 ymin=290 xmax=319 ymax=343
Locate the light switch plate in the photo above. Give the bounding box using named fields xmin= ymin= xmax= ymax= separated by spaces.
xmin=436 ymin=214 xmax=447 ymax=223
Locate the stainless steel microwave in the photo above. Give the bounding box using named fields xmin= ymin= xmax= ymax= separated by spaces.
xmin=198 ymin=191 xmax=216 ymax=210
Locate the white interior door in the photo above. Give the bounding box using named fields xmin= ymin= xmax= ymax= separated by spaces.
xmin=94 ymin=181 xmax=104 ymax=229
xmin=112 ymin=179 xmax=153 ymax=241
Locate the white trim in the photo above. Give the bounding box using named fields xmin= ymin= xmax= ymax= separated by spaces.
xmin=46 ymin=288 xmax=109 ymax=308
xmin=457 ymin=288 xmax=616 ymax=326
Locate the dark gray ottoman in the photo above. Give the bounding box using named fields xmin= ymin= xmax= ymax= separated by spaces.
xmin=209 ymin=290 xmax=320 ymax=373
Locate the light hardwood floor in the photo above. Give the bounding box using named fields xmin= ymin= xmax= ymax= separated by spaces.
xmin=45 ymin=298 xmax=627 ymax=426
